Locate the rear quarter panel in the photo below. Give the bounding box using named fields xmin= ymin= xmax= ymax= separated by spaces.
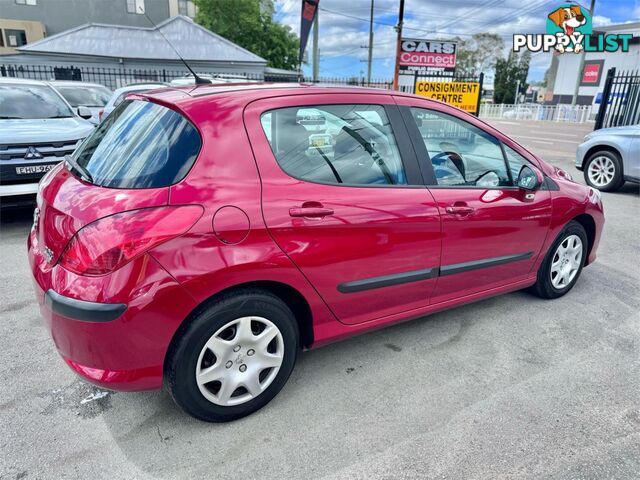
xmin=149 ymin=94 xmax=338 ymax=341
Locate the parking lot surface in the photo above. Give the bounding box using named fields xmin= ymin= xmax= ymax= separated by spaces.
xmin=1 ymin=120 xmax=639 ymax=479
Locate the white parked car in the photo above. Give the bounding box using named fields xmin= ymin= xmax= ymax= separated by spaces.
xmin=100 ymin=83 xmax=167 ymax=122
xmin=169 ymin=74 xmax=228 ymax=86
xmin=49 ymin=81 xmax=112 ymax=125
xmin=0 ymin=78 xmax=94 ymax=205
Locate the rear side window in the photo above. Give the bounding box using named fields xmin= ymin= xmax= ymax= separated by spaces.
xmin=73 ymin=100 xmax=201 ymax=189
xmin=261 ymin=105 xmax=407 ymax=186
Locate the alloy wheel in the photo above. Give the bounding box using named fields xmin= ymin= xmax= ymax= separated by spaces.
xmin=587 ymin=155 xmax=615 ymax=187
xmin=550 ymin=234 xmax=583 ymax=289
xmin=195 ymin=316 xmax=284 ymax=406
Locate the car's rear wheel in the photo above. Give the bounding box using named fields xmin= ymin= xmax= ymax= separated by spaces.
xmin=165 ymin=289 xmax=299 ymax=422
xmin=584 ymin=150 xmax=624 ymax=192
xmin=531 ymin=221 xmax=588 ymax=299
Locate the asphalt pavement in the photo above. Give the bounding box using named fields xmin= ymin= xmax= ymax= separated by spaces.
xmin=1 ymin=120 xmax=638 ymax=479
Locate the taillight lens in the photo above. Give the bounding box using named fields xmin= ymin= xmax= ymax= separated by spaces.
xmin=98 ymin=110 xmax=104 ymax=121
xmin=59 ymin=206 xmax=202 ymax=276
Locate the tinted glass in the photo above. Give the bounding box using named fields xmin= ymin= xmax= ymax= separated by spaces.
xmin=72 ymin=100 xmax=201 ymax=189
xmin=0 ymin=84 xmax=73 ymax=119
xmin=261 ymin=105 xmax=407 ymax=186
xmin=410 ymin=108 xmax=510 ymax=187
xmin=56 ymin=85 xmax=112 ymax=107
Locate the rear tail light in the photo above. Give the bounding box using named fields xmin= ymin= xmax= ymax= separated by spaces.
xmin=98 ymin=110 xmax=104 ymax=121
xmin=59 ymin=206 xmax=203 ymax=276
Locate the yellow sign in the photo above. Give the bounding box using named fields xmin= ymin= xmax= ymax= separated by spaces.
xmin=415 ymin=81 xmax=481 ymax=113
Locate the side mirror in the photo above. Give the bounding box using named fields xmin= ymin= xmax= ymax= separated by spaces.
xmin=77 ymin=106 xmax=93 ymax=120
xmin=517 ymin=165 xmax=542 ymax=191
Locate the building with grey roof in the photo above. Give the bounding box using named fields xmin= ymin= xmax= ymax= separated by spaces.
xmin=0 ymin=15 xmax=271 ymax=88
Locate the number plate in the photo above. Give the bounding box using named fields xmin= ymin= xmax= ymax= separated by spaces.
xmin=15 ymin=164 xmax=55 ymax=175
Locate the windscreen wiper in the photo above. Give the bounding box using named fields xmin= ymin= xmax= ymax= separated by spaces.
xmin=64 ymin=155 xmax=94 ymax=184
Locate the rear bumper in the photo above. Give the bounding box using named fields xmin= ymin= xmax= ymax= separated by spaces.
xmin=28 ymin=231 xmax=197 ymax=391
xmin=44 ymin=289 xmax=126 ymax=322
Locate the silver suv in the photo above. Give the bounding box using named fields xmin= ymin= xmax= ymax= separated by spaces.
xmin=0 ymin=78 xmax=95 ymax=205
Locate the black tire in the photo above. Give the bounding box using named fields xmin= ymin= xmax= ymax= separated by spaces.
xmin=530 ymin=221 xmax=588 ymax=299
xmin=583 ymin=150 xmax=624 ymax=192
xmin=165 ymin=289 xmax=299 ymax=422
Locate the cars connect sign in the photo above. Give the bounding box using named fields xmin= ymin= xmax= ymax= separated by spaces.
xmin=399 ymin=39 xmax=457 ymax=75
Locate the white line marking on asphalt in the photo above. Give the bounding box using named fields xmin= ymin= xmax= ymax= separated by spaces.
xmin=512 ymin=135 xmax=579 ymax=144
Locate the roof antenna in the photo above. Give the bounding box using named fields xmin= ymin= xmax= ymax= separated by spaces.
xmin=140 ymin=7 xmax=211 ymax=84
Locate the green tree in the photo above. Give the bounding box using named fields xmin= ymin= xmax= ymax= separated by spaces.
xmin=454 ymin=33 xmax=504 ymax=76
xmin=493 ymin=50 xmax=531 ymax=104
xmin=193 ymin=0 xmax=300 ymax=70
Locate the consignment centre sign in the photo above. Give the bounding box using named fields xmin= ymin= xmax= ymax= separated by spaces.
xmin=415 ymin=81 xmax=481 ymax=113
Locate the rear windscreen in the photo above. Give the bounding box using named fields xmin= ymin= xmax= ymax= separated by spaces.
xmin=72 ymin=100 xmax=201 ymax=189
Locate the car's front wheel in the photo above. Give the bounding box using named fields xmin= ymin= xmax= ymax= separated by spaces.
xmin=531 ymin=221 xmax=588 ymax=299
xmin=165 ymin=289 xmax=299 ymax=422
xmin=584 ymin=150 xmax=624 ymax=192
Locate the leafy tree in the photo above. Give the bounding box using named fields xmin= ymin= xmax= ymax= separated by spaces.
xmin=193 ymin=0 xmax=300 ymax=70
xmin=454 ymin=33 xmax=504 ymax=76
xmin=493 ymin=50 xmax=531 ymax=104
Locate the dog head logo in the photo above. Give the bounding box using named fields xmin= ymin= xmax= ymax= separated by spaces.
xmin=546 ymin=4 xmax=592 ymax=53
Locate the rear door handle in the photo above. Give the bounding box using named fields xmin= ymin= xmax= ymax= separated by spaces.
xmin=445 ymin=205 xmax=475 ymax=215
xmin=289 ymin=206 xmax=334 ymax=218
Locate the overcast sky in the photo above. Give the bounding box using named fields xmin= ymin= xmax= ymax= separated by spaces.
xmin=274 ymin=0 xmax=640 ymax=81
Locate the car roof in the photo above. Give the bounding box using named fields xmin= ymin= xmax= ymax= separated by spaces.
xmin=0 ymin=77 xmax=52 ymax=86
xmin=140 ymin=83 xmax=423 ymax=110
xmin=113 ymin=84 xmax=168 ymax=94
xmin=48 ymin=80 xmax=110 ymax=89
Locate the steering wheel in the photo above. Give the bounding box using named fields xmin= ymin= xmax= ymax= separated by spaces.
xmin=431 ymin=151 xmax=466 ymax=180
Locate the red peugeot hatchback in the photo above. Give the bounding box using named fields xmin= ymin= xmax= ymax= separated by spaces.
xmin=28 ymin=84 xmax=604 ymax=421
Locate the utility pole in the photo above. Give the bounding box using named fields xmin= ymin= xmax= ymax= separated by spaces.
xmin=514 ymin=79 xmax=520 ymax=105
xmin=392 ymin=0 xmax=405 ymax=91
xmin=571 ymin=0 xmax=596 ymax=105
xmin=312 ymin=9 xmax=319 ymax=82
xmin=367 ymin=0 xmax=374 ymax=85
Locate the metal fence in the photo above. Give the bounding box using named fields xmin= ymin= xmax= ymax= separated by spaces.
xmin=0 ymin=63 xmax=394 ymax=90
xmin=479 ymin=103 xmax=594 ymax=123
xmin=594 ymin=69 xmax=640 ymax=130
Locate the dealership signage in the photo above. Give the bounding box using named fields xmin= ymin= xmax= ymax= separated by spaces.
xmin=415 ymin=81 xmax=481 ymax=113
xmin=399 ymin=39 xmax=457 ymax=75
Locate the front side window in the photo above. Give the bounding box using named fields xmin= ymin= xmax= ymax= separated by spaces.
xmin=410 ymin=108 xmax=510 ymax=187
xmin=72 ymin=100 xmax=201 ymax=189
xmin=503 ymin=144 xmax=531 ymax=182
xmin=56 ymin=85 xmax=112 ymax=107
xmin=261 ymin=105 xmax=407 ymax=186
xmin=0 ymin=84 xmax=73 ymax=119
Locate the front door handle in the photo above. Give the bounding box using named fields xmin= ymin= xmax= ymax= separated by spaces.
xmin=289 ymin=202 xmax=334 ymax=218
xmin=446 ymin=205 xmax=475 ymax=215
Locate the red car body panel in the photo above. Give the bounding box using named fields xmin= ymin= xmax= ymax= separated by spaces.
xmin=27 ymin=84 xmax=605 ymax=391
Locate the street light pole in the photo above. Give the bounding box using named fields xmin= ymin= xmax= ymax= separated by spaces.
xmin=571 ymin=0 xmax=596 ymax=106
xmin=312 ymin=9 xmax=319 ymax=82
xmin=367 ymin=0 xmax=374 ymax=85
xmin=392 ymin=0 xmax=405 ymax=91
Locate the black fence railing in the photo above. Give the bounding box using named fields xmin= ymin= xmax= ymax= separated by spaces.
xmin=0 ymin=63 xmax=394 ymax=91
xmin=595 ymin=68 xmax=640 ymax=130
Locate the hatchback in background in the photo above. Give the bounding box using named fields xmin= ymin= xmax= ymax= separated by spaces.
xmin=29 ymin=84 xmax=604 ymax=422
xmin=99 ymin=83 xmax=167 ymax=122
xmin=576 ymin=124 xmax=640 ymax=191
xmin=50 ymin=81 xmax=113 ymax=125
xmin=0 ymin=78 xmax=94 ymax=206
